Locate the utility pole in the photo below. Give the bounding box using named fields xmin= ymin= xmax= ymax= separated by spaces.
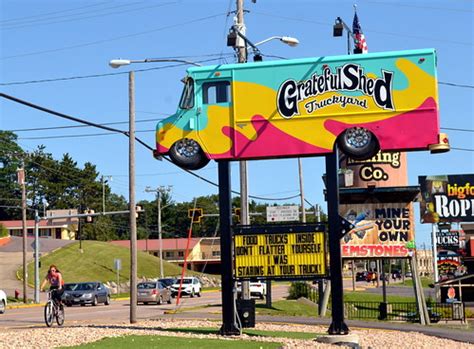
xmin=236 ymin=0 xmax=251 ymax=302
xmin=17 ymin=167 xmax=28 ymax=303
xmin=298 ymin=158 xmax=306 ymax=223
xmin=145 ymin=185 xmax=172 ymax=279
xmin=129 ymin=70 xmax=138 ymax=324
xmin=34 ymin=210 xmax=40 ymax=303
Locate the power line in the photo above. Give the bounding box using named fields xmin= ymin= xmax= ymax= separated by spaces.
xmin=366 ymin=1 xmax=474 ymax=13
xmin=0 ymin=55 xmax=234 ymax=86
xmin=0 ymin=2 xmax=111 ymax=24
xmin=1 ymin=13 xmax=227 ymax=60
xmin=253 ymin=10 xmax=474 ymax=47
xmin=439 ymin=82 xmax=474 ymax=89
xmin=441 ymin=127 xmax=474 ymax=133
xmin=7 ymin=118 xmax=164 ymax=132
xmin=2 ymin=2 xmax=177 ymax=31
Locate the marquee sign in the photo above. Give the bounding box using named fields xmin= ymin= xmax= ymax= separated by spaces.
xmin=419 ymin=174 xmax=474 ymax=223
xmin=233 ymin=224 xmax=327 ymax=280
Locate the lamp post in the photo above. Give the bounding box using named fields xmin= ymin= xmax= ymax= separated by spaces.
xmin=109 ymin=57 xmax=201 ymax=323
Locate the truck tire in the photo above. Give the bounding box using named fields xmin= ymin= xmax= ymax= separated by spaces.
xmin=169 ymin=138 xmax=210 ymax=170
xmin=338 ymin=127 xmax=379 ymax=160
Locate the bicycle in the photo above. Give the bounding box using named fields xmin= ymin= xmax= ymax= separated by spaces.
xmin=44 ymin=290 xmax=65 ymax=327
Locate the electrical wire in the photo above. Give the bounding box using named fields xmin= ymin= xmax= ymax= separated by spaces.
xmin=2 ymin=2 xmax=177 ymax=31
xmin=253 ymin=10 xmax=474 ymax=47
xmin=7 ymin=118 xmax=164 ymax=132
xmin=1 ymin=13 xmax=227 ymax=60
xmin=0 ymin=54 xmax=234 ymax=86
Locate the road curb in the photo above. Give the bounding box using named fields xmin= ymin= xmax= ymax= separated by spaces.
xmin=7 ymin=303 xmax=44 ymax=309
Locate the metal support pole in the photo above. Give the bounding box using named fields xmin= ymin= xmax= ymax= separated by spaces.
xmin=129 ymin=70 xmax=137 ymax=324
xmin=158 ymin=190 xmax=164 ymax=279
xmin=298 ymin=158 xmax=306 ymax=223
xmin=34 ymin=210 xmax=40 ymax=303
xmin=218 ymin=161 xmax=239 ymax=335
xmin=325 ymin=149 xmax=349 ymax=334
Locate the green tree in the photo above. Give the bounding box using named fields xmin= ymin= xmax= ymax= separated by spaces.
xmin=0 ymin=131 xmax=24 ymax=220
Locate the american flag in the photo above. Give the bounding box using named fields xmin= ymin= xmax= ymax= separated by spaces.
xmin=352 ymin=11 xmax=368 ymax=54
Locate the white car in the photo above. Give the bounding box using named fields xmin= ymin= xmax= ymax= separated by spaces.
xmin=170 ymin=277 xmax=201 ymax=298
xmin=236 ymin=281 xmax=267 ymax=300
xmin=0 ymin=290 xmax=7 ymax=314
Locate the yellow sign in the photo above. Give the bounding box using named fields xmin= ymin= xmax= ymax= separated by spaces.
xmin=234 ymin=231 xmax=326 ymax=279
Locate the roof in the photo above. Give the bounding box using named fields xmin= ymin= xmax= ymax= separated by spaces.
xmin=0 ymin=220 xmax=67 ymax=229
xmin=110 ymin=238 xmax=201 ymax=251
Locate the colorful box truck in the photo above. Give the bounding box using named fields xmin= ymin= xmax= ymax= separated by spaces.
xmin=155 ymin=49 xmax=445 ymax=170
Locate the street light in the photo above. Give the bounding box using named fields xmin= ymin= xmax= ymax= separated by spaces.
xmin=109 ymin=57 xmax=200 ymax=324
xmin=254 ymin=36 xmax=299 ymax=47
xmin=109 ymin=58 xmax=201 ymax=68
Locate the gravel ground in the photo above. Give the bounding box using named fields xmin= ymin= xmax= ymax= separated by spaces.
xmin=0 ymin=319 xmax=473 ymax=349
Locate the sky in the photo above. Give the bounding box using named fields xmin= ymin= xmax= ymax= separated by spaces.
xmin=1 ymin=0 xmax=473 ymax=246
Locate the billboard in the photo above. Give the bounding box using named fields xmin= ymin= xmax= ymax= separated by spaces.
xmin=340 ymin=202 xmax=415 ymax=258
xmin=419 ymin=174 xmax=474 ymax=223
xmin=234 ymin=224 xmax=326 ymax=280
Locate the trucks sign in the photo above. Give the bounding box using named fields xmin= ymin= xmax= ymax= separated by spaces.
xmin=233 ymin=224 xmax=327 ymax=280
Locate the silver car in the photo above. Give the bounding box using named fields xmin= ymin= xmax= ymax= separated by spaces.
xmin=137 ymin=281 xmax=172 ymax=305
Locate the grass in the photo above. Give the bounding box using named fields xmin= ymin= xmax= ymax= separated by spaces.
xmin=254 ymin=300 xmax=318 ymax=317
xmin=344 ymin=291 xmax=415 ymax=302
xmin=397 ymin=277 xmax=434 ymax=288
xmin=64 ymin=335 xmax=281 ymax=349
xmin=24 ymin=240 xmax=206 ymax=285
xmin=164 ymin=327 xmax=321 ymax=339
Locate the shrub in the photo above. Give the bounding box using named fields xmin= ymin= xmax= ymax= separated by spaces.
xmin=288 ymin=281 xmax=310 ymax=300
xmin=0 ymin=223 xmax=8 ymax=238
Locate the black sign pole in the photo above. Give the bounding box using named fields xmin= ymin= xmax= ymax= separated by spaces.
xmin=326 ymin=150 xmax=349 ymax=334
xmin=218 ymin=161 xmax=240 ymax=335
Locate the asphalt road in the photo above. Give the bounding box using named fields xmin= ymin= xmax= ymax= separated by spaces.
xmin=0 ymin=285 xmax=290 ymax=329
xmin=0 ymin=237 xmax=75 ymax=298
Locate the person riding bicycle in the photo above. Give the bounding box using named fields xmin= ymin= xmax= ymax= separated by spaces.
xmin=40 ymin=264 xmax=64 ymax=304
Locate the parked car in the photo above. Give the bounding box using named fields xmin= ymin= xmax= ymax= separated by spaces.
xmin=170 ymin=277 xmax=201 ymax=298
xmin=356 ymin=271 xmax=368 ymax=281
xmin=236 ymin=281 xmax=266 ymax=300
xmin=405 ymin=272 xmax=413 ymax=278
xmin=63 ymin=282 xmax=111 ymax=307
xmin=158 ymin=278 xmax=177 ymax=288
xmin=0 ymin=289 xmax=7 ymax=314
xmin=137 ymin=281 xmax=172 ymax=305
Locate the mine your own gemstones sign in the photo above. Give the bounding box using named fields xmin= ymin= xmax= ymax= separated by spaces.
xmin=233 ymin=224 xmax=327 ymax=280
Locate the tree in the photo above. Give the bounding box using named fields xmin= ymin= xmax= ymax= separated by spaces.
xmin=0 ymin=131 xmax=24 ymax=220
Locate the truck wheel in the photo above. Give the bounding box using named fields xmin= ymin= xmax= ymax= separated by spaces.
xmin=169 ymin=138 xmax=210 ymax=170
xmin=338 ymin=127 xmax=379 ymax=160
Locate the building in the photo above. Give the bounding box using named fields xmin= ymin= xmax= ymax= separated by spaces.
xmin=0 ymin=209 xmax=79 ymax=240
xmin=416 ymin=249 xmax=433 ymax=277
xmin=110 ymin=237 xmax=221 ymax=274
xmin=0 ymin=220 xmax=77 ymax=240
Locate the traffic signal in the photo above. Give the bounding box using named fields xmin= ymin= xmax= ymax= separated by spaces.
xmin=85 ymin=209 xmax=95 ymax=223
xmin=234 ymin=208 xmax=241 ymax=223
xmin=135 ymin=205 xmax=143 ymax=218
xmin=188 ymin=208 xmax=203 ymax=223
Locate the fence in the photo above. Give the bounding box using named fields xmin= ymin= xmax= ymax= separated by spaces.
xmin=345 ymin=301 xmax=465 ymax=323
xmin=289 ymin=282 xmax=466 ymax=323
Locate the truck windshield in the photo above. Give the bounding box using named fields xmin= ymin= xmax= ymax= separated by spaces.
xmin=179 ymin=78 xmax=194 ymax=109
